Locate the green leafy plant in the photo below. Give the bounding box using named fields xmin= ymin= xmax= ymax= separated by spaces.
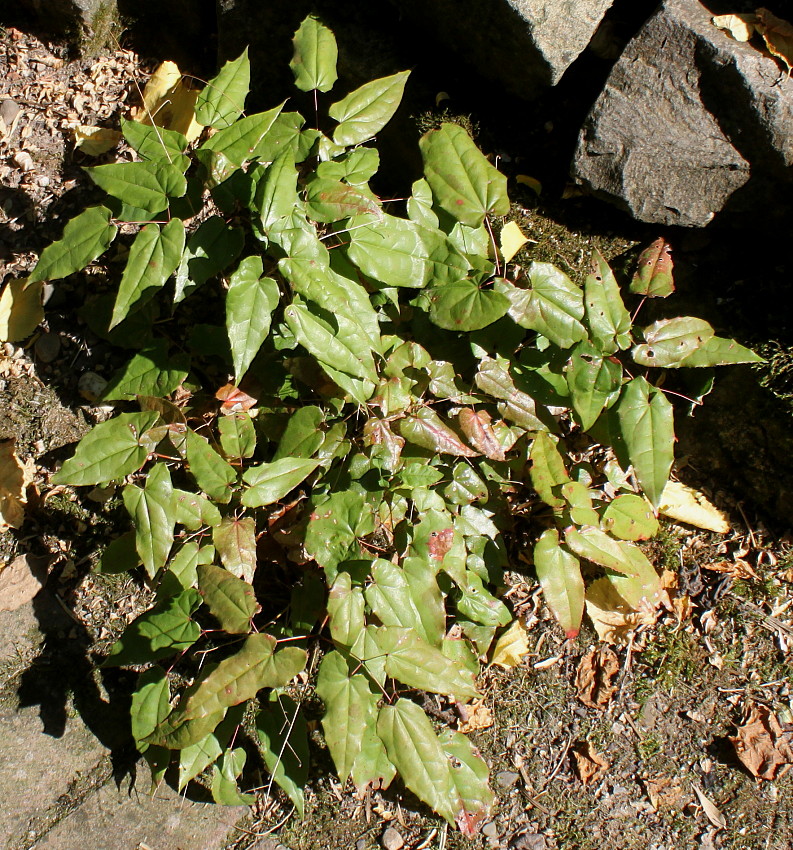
xmin=31 ymin=16 xmax=761 ymax=830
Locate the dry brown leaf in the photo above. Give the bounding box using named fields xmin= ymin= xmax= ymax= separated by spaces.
xmin=702 ymin=558 xmax=759 ymax=581
xmin=489 ymin=618 xmax=530 ymax=669
xmin=457 ymin=698 xmax=494 ymax=733
xmin=74 ymin=125 xmax=123 ymax=155
xmin=575 ymin=646 xmax=620 ymax=708
xmin=658 ymin=480 xmax=729 ymax=533
xmin=0 ymin=278 xmax=43 ymax=343
xmin=0 ymin=554 xmax=49 ymax=611
xmin=644 ymin=775 xmax=685 ymax=809
xmin=0 ymin=440 xmax=34 ymax=530
xmin=129 ymin=61 xmax=203 ymax=142
xmin=729 ymin=703 xmax=793 ymax=780
xmin=756 ymin=8 xmax=793 ymax=74
xmin=584 ymin=577 xmax=661 ymax=644
xmin=692 ymin=784 xmax=727 ymax=829
xmin=712 ymin=13 xmax=757 ymax=41
xmin=571 ymin=741 xmax=609 ymax=785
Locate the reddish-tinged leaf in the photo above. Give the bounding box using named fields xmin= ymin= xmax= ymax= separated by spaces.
xmin=399 ymin=407 xmax=479 ymax=457
xmin=630 ymin=238 xmax=674 ymax=298
xmin=457 ymin=409 xmax=505 ymax=461
xmin=428 ymin=528 xmax=454 ymax=562
xmin=212 ymin=516 xmax=257 ymax=583
xmin=215 ymin=382 xmax=257 ymax=412
xmin=363 ymin=418 xmax=405 ymax=472
xmin=533 ymin=528 xmax=584 ymax=638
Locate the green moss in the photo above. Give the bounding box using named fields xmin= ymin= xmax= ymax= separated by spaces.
xmin=634 ymin=627 xmax=702 ymax=700
xmin=77 ymin=2 xmax=122 ymax=58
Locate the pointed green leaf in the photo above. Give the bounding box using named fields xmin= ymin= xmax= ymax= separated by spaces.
xmin=123 ymin=462 xmax=176 ymax=577
xmin=28 ymin=206 xmax=117 ymax=284
xmin=185 ymin=429 xmax=236 ymax=503
xmin=121 ymin=118 xmax=188 ymax=162
xmin=197 ymin=562 xmax=259 ymax=633
xmin=111 ymin=219 xmax=185 ymax=327
xmin=163 ymin=541 xmax=210 ymax=591
xmin=257 ymin=693 xmax=309 ymax=816
xmin=97 ymin=530 xmax=140 ymax=575
xmin=677 ymin=335 xmax=763 ymax=367
xmin=174 ymin=216 xmax=244 ymax=303
xmin=196 ymin=48 xmax=250 ymax=128
xmin=377 ymin=699 xmax=458 ymax=825
xmin=565 ymin=341 xmax=623 ymax=431
xmin=316 ymin=651 xmax=379 ymax=782
xmin=605 ymin=546 xmax=663 ymax=609
xmin=330 ymin=71 xmax=410 ymax=146
xmin=327 ymin=572 xmax=365 ymax=648
xmin=601 ymin=493 xmax=659 ymax=541
xmin=273 ymin=406 xmax=324 ymax=461
xmin=630 ymin=237 xmax=674 ymax=298
xmin=183 ymin=633 xmax=306 ymax=719
xmin=218 ymin=412 xmax=256 ymax=459
xmin=211 ymin=748 xmax=255 ymax=805
xmin=364 ymin=560 xmax=432 ymax=644
xmin=399 ymin=407 xmax=479 ymax=457
xmin=212 ymin=516 xmax=257 ymax=583
xmin=178 ymin=704 xmax=245 ymax=791
xmin=439 ymin=728 xmax=495 ymax=828
xmin=615 ymin=376 xmax=674 ymax=508
xmin=252 ymin=148 xmax=298 ymax=232
xmin=454 ymin=570 xmax=511 ymax=628
xmin=290 ymin=15 xmax=338 ymax=93
xmin=200 ymin=102 xmax=285 ymax=166
xmin=346 ymin=213 xmax=468 ymax=288
xmin=475 ymin=357 xmax=550 ymax=431
xmin=377 ymin=626 xmax=479 ymax=700
xmin=419 ymin=123 xmax=509 ymax=227
xmin=632 ymin=317 xmax=715 ymax=368
xmin=102 ymin=339 xmax=189 ymax=400
xmin=52 ymin=411 xmax=159 ymax=485
xmin=529 ymin=431 xmax=571 ymax=509
xmin=561 ymin=481 xmax=601 ymax=527
xmin=305 ymin=177 xmax=382 ymax=223
xmin=534 ymin=528 xmax=584 ymax=639
xmin=174 ymin=489 xmax=222 ymax=529
xmin=104 ymin=588 xmax=201 ymax=666
xmin=564 ymin=526 xmax=642 ymax=577
xmin=500 ymin=264 xmax=587 ymax=349
xmin=131 ymin=667 xmax=171 ymax=748
xmin=317 ymin=146 xmax=379 ymax=185
xmin=407 ymin=178 xmax=439 ymax=228
xmin=304 ymin=491 xmax=375 ymax=580
xmin=85 ymin=160 xmax=186 ymax=215
xmin=428 ymin=279 xmax=510 ymax=332
xmin=241 ymin=457 xmax=319 ymax=507
xmin=584 ymin=250 xmax=632 ymax=354
xmin=226 ymin=256 xmax=280 ymax=380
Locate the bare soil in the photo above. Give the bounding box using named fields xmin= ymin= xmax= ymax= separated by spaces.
xmin=1 ymin=22 xmax=791 ymax=850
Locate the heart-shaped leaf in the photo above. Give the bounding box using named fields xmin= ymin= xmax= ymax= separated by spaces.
xmin=290 ymin=15 xmax=338 ymax=93
xmin=330 ymin=71 xmax=410 ymax=146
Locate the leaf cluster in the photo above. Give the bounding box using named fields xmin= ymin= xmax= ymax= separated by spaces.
xmin=31 ymin=16 xmax=761 ymax=829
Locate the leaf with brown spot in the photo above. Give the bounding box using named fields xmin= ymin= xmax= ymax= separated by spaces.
xmin=729 ymin=703 xmax=793 ymax=780
xmin=399 ymin=407 xmax=479 ymax=458
xmin=575 ymin=646 xmax=619 ymax=709
xmin=571 ymin=741 xmax=609 ymax=785
xmin=428 ymin=528 xmax=455 ymax=562
xmin=457 ymin=409 xmax=506 ymax=461
xmin=630 ymin=237 xmax=674 ymax=298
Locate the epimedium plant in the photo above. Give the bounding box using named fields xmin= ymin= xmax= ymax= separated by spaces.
xmin=28 ymin=15 xmax=761 ymax=831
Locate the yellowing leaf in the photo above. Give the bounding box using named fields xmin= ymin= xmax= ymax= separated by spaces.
xmin=712 ymin=13 xmax=757 ymax=42
xmin=0 ymin=440 xmax=34 ymax=530
xmin=516 ymin=174 xmax=542 ymax=195
xmin=489 ymin=619 xmax=530 ymax=669
xmin=500 ymin=221 xmax=529 ymax=263
xmin=658 ymin=480 xmax=729 ymax=533
xmin=130 ymin=61 xmax=204 ymax=143
xmin=0 ymin=279 xmax=43 ymax=343
xmin=74 ymin=125 xmax=123 ymax=156
xmin=584 ymin=577 xmax=660 ymax=645
xmin=757 ymin=8 xmax=793 ymax=74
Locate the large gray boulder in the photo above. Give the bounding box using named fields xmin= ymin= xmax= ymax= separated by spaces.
xmin=391 ymin=0 xmax=615 ymax=98
xmin=572 ymin=0 xmax=793 ymax=227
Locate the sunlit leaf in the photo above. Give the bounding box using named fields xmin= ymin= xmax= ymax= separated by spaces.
xmin=185 ymin=429 xmax=236 ymax=504
xmin=630 ymin=237 xmax=674 ymax=297
xmin=500 ymin=221 xmax=529 ymax=263
xmin=677 ymin=335 xmax=763 ymax=367
xmin=212 ymin=516 xmax=257 ymax=583
xmin=305 ymin=177 xmax=382 ymax=223
xmin=52 ymin=411 xmax=159 ymax=486
xmin=439 ymin=728 xmax=494 ymax=832
xmin=27 ymin=206 xmax=117 ymax=284
xmin=327 ymin=572 xmax=366 ymax=648
xmin=601 ymin=493 xmax=659 ymax=540
xmin=290 ymin=15 xmax=338 ymax=93
xmin=178 ymin=704 xmax=245 ymax=791
xmin=131 ymin=667 xmax=171 ymax=749
xmin=534 ymin=528 xmax=584 ymax=638
xmin=241 ymin=457 xmax=319 ymax=507
xmin=252 ymin=148 xmax=298 ymax=233
xmin=564 ymin=526 xmax=643 ymax=577
xmin=330 ymin=71 xmax=410 ymax=146
xmin=85 ymin=160 xmax=186 ymax=216
xmin=200 ymin=103 xmax=285 ymax=167
xmin=428 ymin=279 xmax=510 ymax=332
xmin=632 ymin=317 xmax=714 ymax=368
xmin=489 ymin=618 xmax=531 ymax=668
xmin=0 ymin=278 xmax=43 ymax=342
xmin=197 ymin=562 xmax=259 ymax=633
xmin=123 ymin=462 xmax=175 ymax=577
xmin=529 ymin=431 xmax=571 ymax=509
xmin=174 ymin=489 xmax=222 ymax=530
xmin=457 ymin=409 xmax=505 ymax=461
xmin=419 ymin=123 xmax=509 ymax=227
xmin=121 ymin=118 xmax=188 ymax=162
xmin=304 ymin=490 xmax=375 ymax=580
xmin=584 ymin=250 xmax=632 ymax=354
xmin=218 ymin=412 xmax=256 ymax=460
xmin=399 ymin=407 xmax=479 ymax=457
xmin=565 ymin=340 xmax=622 ymax=431
xmin=211 ymin=747 xmax=255 ymax=805
xmin=658 ymin=479 xmax=730 ymax=532
xmin=196 ymin=49 xmax=249 ymax=129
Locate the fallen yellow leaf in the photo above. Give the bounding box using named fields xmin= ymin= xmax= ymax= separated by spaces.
xmin=489 ymin=618 xmax=530 ymax=668
xmin=712 ymin=13 xmax=757 ymax=42
xmin=0 ymin=278 xmax=43 ymax=343
xmin=499 ymin=221 xmax=529 ymax=264
xmin=0 ymin=440 xmax=34 ymax=531
xmin=658 ymin=480 xmax=729 ymax=533
xmin=130 ymin=61 xmax=204 ymax=143
xmin=584 ymin=577 xmax=660 ymax=644
xmin=74 ymin=125 xmax=123 ymax=156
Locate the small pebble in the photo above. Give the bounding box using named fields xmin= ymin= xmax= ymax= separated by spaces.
xmin=0 ymin=97 xmax=21 ymax=125
xmin=496 ymin=770 xmax=521 ymax=789
xmin=381 ymin=826 xmax=404 ymax=850
xmin=482 ymin=821 xmax=499 ymax=839
xmin=78 ymin=370 xmax=107 ymax=401
xmin=2 ymin=342 xmax=14 ymax=356
xmin=34 ymin=332 xmax=60 ymax=363
xmin=510 ymin=834 xmax=547 ymax=850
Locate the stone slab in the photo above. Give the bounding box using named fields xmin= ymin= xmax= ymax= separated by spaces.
xmin=32 ymin=781 xmax=247 ymax=850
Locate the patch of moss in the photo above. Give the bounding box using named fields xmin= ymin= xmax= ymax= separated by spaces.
xmin=634 ymin=627 xmax=703 ymax=699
